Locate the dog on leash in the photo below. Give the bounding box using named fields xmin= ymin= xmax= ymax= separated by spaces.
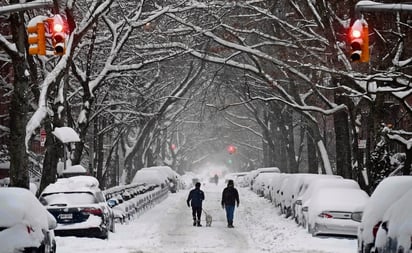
xmin=203 ymin=209 xmax=212 ymax=227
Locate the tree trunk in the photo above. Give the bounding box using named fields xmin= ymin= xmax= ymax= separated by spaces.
xmin=8 ymin=11 xmax=29 ymax=188
xmin=402 ymin=148 xmax=412 ymax=175
xmin=334 ymin=93 xmax=351 ymax=179
xmin=38 ymin=119 xmax=61 ymax=194
xmin=307 ymin=127 xmax=318 ymax=174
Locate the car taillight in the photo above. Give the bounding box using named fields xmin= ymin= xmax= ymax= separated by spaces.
xmin=372 ymin=221 xmax=382 ymax=238
xmin=318 ymin=212 xmax=333 ymax=219
xmin=82 ymin=208 xmax=103 ymax=215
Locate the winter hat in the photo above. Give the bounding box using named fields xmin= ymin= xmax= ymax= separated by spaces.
xmin=195 ymin=182 xmax=201 ymax=188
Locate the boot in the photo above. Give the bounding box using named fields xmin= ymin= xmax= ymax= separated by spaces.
xmin=193 ymin=218 xmax=196 ymax=226
xmin=197 ymin=220 xmax=202 ymax=227
xmin=228 ymin=221 xmax=234 ymax=228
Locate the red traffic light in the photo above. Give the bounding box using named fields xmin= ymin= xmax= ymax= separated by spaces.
xmin=53 ymin=23 xmax=64 ymax=33
xmin=227 ymin=145 xmax=236 ymax=154
xmin=351 ymin=29 xmax=361 ymax=39
xmin=349 ymin=19 xmax=369 ymax=62
xmin=48 ymin=15 xmax=68 ymax=55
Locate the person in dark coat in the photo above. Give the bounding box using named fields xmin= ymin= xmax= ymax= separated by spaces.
xmin=187 ymin=182 xmax=205 ymax=226
xmin=221 ymin=179 xmax=240 ymax=228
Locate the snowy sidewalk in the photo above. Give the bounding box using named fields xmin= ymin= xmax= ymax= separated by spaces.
xmin=56 ymin=182 xmax=357 ymax=253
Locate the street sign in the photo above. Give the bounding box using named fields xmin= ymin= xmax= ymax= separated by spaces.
xmin=358 ymin=139 xmax=366 ymax=149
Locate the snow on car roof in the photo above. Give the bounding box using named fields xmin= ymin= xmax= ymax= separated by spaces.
xmin=0 ymin=187 xmax=50 ymax=229
xmin=382 ymin=187 xmax=412 ymax=237
xmin=63 ymin=165 xmax=87 ymax=173
xmin=300 ymin=178 xmax=359 ymax=202
xmin=257 ymin=167 xmax=281 ymax=173
xmin=310 ymin=188 xmax=369 ymax=212
xmin=141 ymin=166 xmax=179 ymax=179
xmin=132 ymin=169 xmax=168 ymax=185
xmin=41 ymin=175 xmax=100 ymax=194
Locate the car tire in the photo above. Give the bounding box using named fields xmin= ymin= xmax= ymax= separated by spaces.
xmin=311 ymin=223 xmax=318 ymax=237
xmin=307 ymin=223 xmax=312 ymax=234
xmin=99 ymin=228 xmax=109 ymax=240
xmin=363 ymin=243 xmax=373 ymax=253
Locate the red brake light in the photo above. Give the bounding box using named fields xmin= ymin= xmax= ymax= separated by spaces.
xmin=372 ymin=222 xmax=382 ymax=238
xmin=318 ymin=212 xmax=333 ymax=219
xmin=82 ymin=207 xmax=103 ymax=215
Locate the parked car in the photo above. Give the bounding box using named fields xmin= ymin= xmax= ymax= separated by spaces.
xmin=374 ymin=187 xmax=412 ymax=253
xmin=357 ymin=176 xmax=412 ymax=253
xmin=307 ymin=187 xmax=369 ymax=236
xmin=268 ymin=173 xmax=288 ymax=207
xmin=282 ymin=173 xmax=326 ymax=219
xmin=253 ymin=172 xmax=279 ymax=197
xmin=39 ymin=176 xmax=114 ymax=239
xmin=132 ymin=169 xmax=169 ymax=189
xmin=250 ymin=167 xmax=281 ymax=191
xmin=358 ymin=176 xmax=412 ymax=253
xmin=139 ymin=166 xmax=182 ymax=193
xmin=295 ymin=176 xmax=347 ymax=226
xmin=0 ymin=187 xmax=57 ymax=253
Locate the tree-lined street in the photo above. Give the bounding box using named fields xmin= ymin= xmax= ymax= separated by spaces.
xmin=56 ymin=182 xmax=357 ymax=253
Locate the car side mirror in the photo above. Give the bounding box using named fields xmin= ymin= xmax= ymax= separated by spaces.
xmin=47 ymin=212 xmax=57 ymax=230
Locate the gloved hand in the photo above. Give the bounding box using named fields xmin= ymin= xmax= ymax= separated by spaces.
xmin=221 ymin=204 xmax=225 ymax=209
xmin=187 ymin=202 xmax=190 ymax=207
xmin=237 ymin=203 xmax=239 ymax=207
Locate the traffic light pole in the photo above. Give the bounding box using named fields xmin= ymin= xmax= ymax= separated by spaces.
xmin=0 ymin=1 xmax=53 ymax=15
xmin=356 ymin=1 xmax=412 ymax=13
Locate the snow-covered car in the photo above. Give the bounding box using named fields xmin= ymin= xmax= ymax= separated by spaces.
xmin=253 ymin=172 xmax=279 ymax=197
xmin=268 ymin=173 xmax=288 ymax=207
xmin=374 ymin=187 xmax=412 ymax=253
xmin=132 ymin=169 xmax=169 ymax=189
xmin=307 ymin=187 xmax=369 ymax=236
xmin=278 ymin=174 xmax=294 ymax=216
xmin=293 ymin=174 xmax=343 ymax=225
xmin=39 ymin=176 xmax=114 ymax=239
xmin=0 ymin=187 xmax=57 ymax=253
xmin=283 ymin=173 xmax=326 ymax=219
xmin=107 ymin=197 xmax=128 ymax=224
xmin=250 ymin=167 xmax=281 ymax=191
xmin=298 ymin=178 xmax=358 ymax=228
xmin=358 ymin=176 xmax=412 ymax=253
xmin=139 ymin=166 xmax=182 ymax=193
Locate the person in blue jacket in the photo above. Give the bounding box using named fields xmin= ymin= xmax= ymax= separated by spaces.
xmin=221 ymin=179 xmax=240 ymax=228
xmin=187 ymin=182 xmax=205 ymax=226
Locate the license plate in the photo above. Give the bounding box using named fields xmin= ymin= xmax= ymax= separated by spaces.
xmin=59 ymin=213 xmax=73 ymax=220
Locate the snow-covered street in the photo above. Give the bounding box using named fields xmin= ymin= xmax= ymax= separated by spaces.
xmin=56 ymin=182 xmax=357 ymax=253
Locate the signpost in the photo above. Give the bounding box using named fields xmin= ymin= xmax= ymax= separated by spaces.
xmin=52 ymin=127 xmax=80 ymax=172
xmin=40 ymin=128 xmax=46 ymax=147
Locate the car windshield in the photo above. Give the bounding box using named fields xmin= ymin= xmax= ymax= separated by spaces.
xmin=41 ymin=192 xmax=97 ymax=206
